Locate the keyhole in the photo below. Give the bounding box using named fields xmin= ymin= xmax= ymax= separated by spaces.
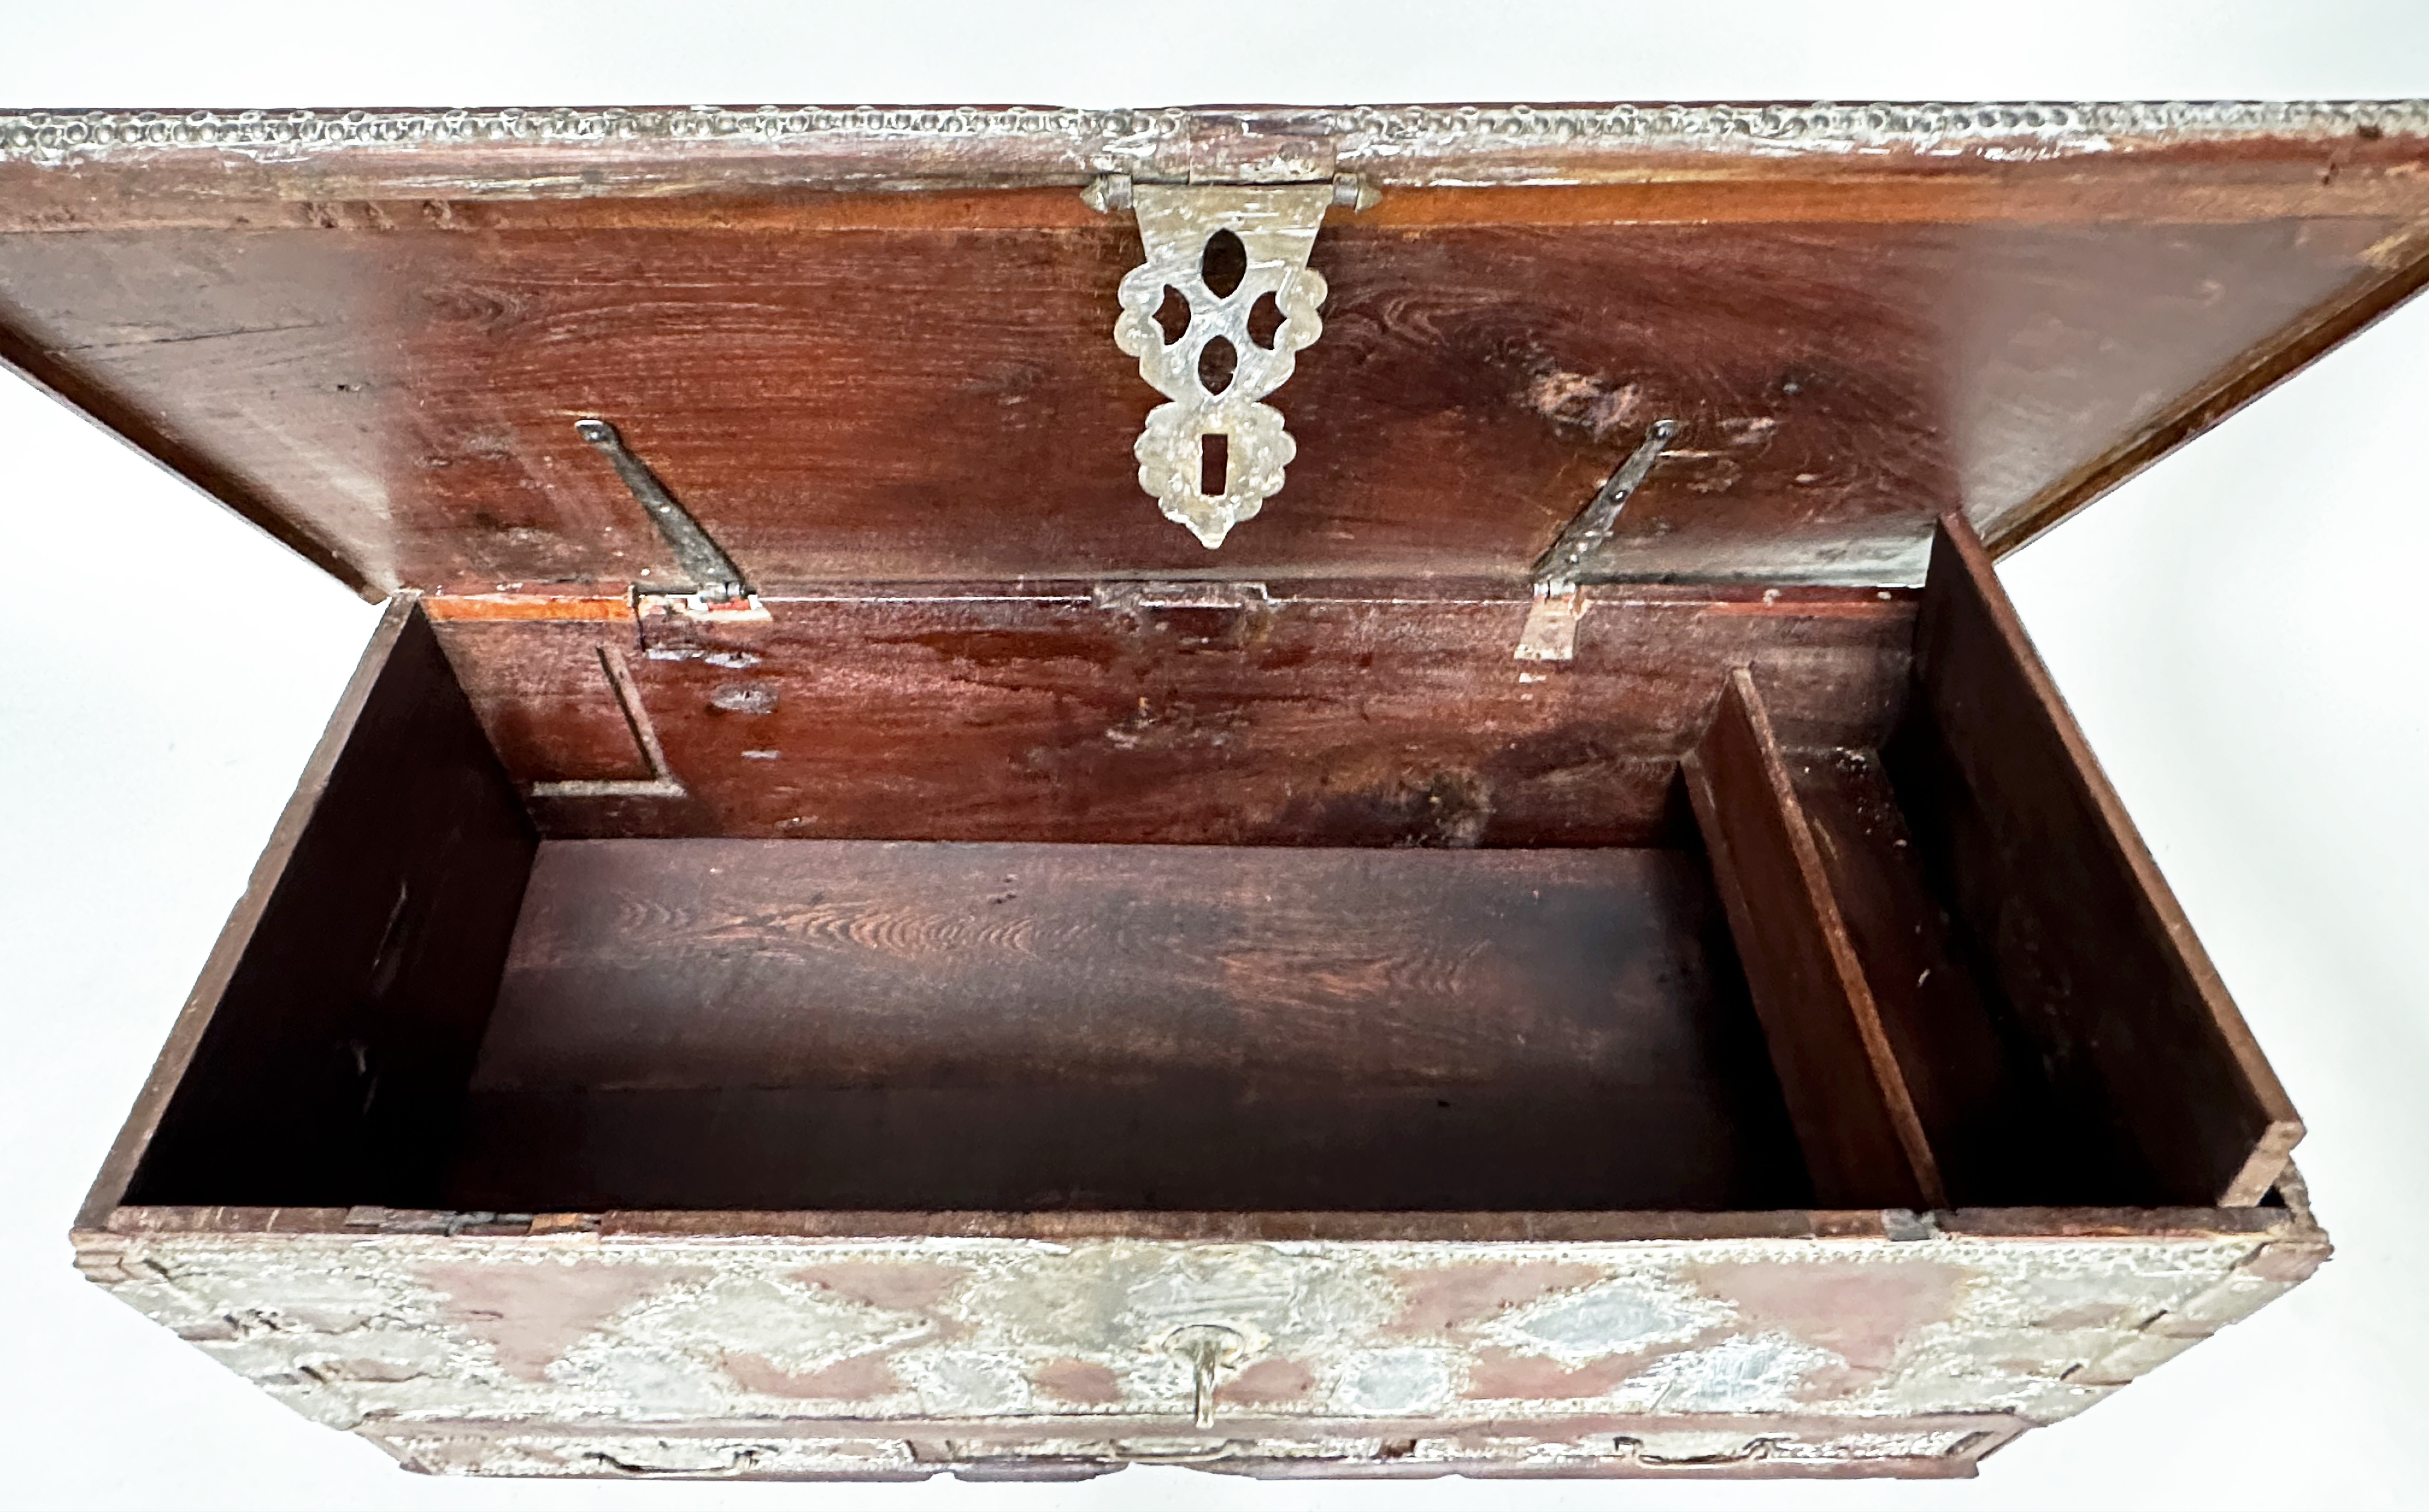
xmin=1200 ymin=433 xmax=1229 ymax=497
xmin=1200 ymin=228 xmax=1246 ymax=298
xmin=1198 ymin=335 xmax=1236 ymax=395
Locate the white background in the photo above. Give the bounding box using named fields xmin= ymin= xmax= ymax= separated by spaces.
xmin=2 ymin=3 xmax=2425 ymax=1507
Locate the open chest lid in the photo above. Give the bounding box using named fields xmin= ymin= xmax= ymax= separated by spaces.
xmin=5 ymin=101 xmax=2429 ymax=597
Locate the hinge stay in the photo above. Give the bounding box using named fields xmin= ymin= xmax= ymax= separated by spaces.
xmin=576 ymin=417 xmax=756 ymax=609
xmin=1531 ymin=418 xmax=1680 ymax=591
xmin=1516 ymin=419 xmax=1680 ymax=663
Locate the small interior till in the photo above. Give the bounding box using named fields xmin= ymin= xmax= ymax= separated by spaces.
xmin=117 ymin=526 xmax=2292 ymax=1217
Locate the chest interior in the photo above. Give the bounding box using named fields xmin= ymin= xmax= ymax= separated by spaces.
xmin=16 ymin=119 xmax=2373 ymax=1226
xmin=116 ymin=535 xmax=2290 ymax=1219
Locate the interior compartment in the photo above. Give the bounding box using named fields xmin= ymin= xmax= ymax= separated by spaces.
xmin=446 ymin=839 xmax=1800 ymax=1212
xmin=117 ymin=519 xmax=2298 ymax=1219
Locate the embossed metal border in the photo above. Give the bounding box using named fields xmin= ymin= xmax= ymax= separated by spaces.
xmin=5 ymin=101 xmax=2427 ymax=175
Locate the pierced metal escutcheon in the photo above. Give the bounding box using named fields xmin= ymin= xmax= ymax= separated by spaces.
xmin=1113 ymin=184 xmax=1334 ymax=548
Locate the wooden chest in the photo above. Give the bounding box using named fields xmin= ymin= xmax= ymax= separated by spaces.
xmin=9 ymin=100 xmax=2416 ymax=1481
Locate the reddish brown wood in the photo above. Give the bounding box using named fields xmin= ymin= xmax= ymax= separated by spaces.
xmin=40 ymin=106 xmax=2348 ymax=1485
xmin=1990 ymin=236 xmax=2429 ymax=555
xmin=102 ymin=603 xmax=537 ymax=1214
xmin=0 ymin=206 xmax=2408 ymax=592
xmin=1898 ymin=515 xmax=2302 ymax=1207
xmin=11 ymin=177 xmax=2426 ymax=238
xmin=1682 ymin=669 xmax=1943 ymax=1210
xmin=0 ymin=315 xmax=375 ymax=596
xmin=1784 ymin=746 xmax=2072 ymax=1205
xmin=447 ymin=839 xmax=1802 ymax=1213
xmin=432 ymin=584 xmax=1913 ymax=846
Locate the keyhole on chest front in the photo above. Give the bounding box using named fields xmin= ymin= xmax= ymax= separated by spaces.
xmin=1201 ymin=433 xmax=1229 ymax=496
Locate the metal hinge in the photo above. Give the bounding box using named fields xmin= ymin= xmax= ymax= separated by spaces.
xmin=1515 ymin=419 xmax=1679 ymax=662
xmin=576 ymin=417 xmax=766 ymax=617
xmin=1089 ymin=160 xmax=1375 ymax=551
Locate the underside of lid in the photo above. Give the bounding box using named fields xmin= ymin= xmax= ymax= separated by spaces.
xmin=4 ymin=102 xmax=2428 ymax=595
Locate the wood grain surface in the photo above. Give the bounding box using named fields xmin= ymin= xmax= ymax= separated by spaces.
xmin=117 ymin=604 xmax=537 ymax=1210
xmin=1896 ymin=516 xmax=2302 ymax=1206
xmin=0 ymin=202 xmax=2414 ymax=593
xmin=448 ymin=839 xmax=1805 ymax=1211
xmin=436 ymin=583 xmax=1915 ymax=846
xmin=8 ymin=103 xmax=2428 ymax=210
xmin=1682 ymin=670 xmax=1943 ymax=1210
xmin=1784 ymin=745 xmax=2079 ymax=1205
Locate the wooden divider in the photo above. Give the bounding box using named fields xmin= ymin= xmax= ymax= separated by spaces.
xmin=1683 ymin=668 xmax=1947 ymax=1210
xmin=1687 ymin=516 xmax=2304 ymax=1210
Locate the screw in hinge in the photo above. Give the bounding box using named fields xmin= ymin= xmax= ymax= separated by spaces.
xmin=1161 ymin=1324 xmax=1246 ymax=1429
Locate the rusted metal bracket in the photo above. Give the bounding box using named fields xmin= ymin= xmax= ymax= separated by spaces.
xmin=576 ymin=417 xmax=761 ymax=614
xmin=1091 ymin=163 xmax=1374 ymax=550
xmin=1515 ymin=419 xmax=1680 ymax=662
